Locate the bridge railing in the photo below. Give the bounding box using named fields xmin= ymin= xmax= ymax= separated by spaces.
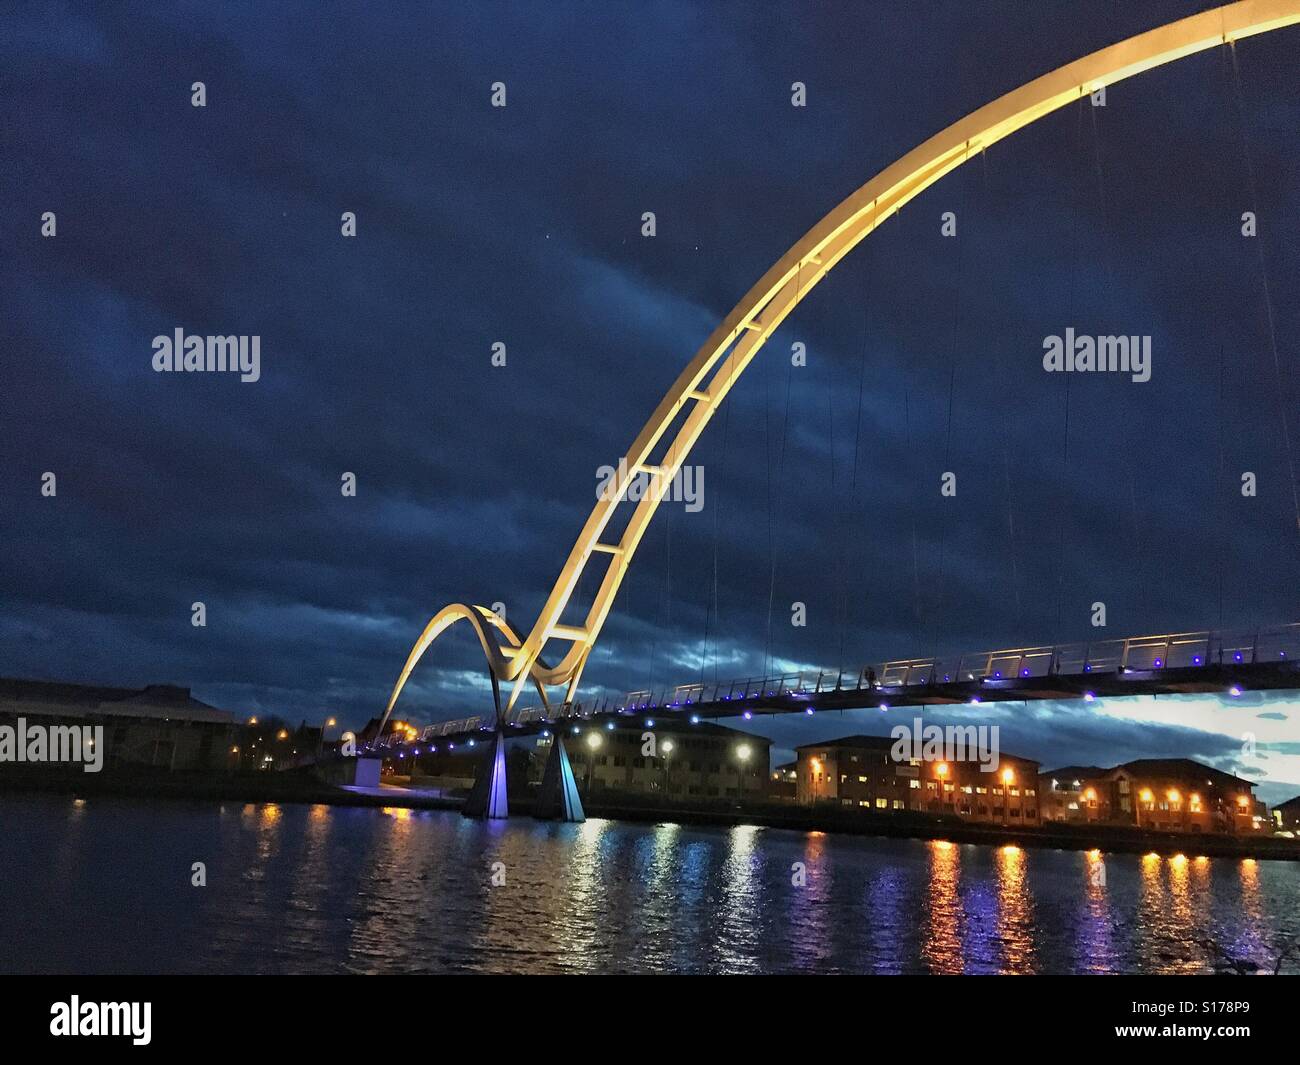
xmin=390 ymin=623 xmax=1300 ymax=743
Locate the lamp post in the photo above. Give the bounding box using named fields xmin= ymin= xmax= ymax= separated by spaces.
xmin=661 ymin=738 xmax=675 ymax=797
xmin=735 ymin=743 xmax=752 ymax=801
xmin=935 ymin=761 xmax=949 ymax=813
xmin=317 ymin=715 xmax=337 ymax=760
xmin=585 ymin=731 xmax=602 ymax=794
xmin=1001 ymin=767 xmax=1015 ymax=826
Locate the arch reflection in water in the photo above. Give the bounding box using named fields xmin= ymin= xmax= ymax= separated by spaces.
xmin=4 ymin=797 xmax=1299 ymax=974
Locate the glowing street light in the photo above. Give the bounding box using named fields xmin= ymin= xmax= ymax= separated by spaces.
xmin=732 ymin=743 xmax=754 ymax=799
xmin=660 ymin=738 xmax=675 ymax=794
xmin=580 ymin=731 xmax=602 ymax=793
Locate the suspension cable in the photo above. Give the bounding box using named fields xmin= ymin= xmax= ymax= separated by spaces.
xmin=838 ymin=241 xmax=872 ymax=681
xmin=930 ymin=146 xmax=972 ymax=661
xmin=701 ymin=384 xmax=733 ymax=687
xmin=1052 ymin=100 xmax=1085 ymax=644
xmin=1227 ymin=42 xmax=1300 ymax=561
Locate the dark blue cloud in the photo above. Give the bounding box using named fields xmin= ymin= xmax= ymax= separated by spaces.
xmin=2 ymin=1 xmax=1298 ymax=791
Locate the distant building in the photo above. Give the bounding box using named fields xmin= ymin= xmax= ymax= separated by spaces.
xmin=794 ymin=735 xmax=1041 ymax=826
xmin=1039 ymin=758 xmax=1261 ymax=834
xmin=1038 ymin=765 xmax=1111 ymax=823
xmin=0 ymin=677 xmax=236 ymax=773
xmin=1272 ymin=795 xmax=1300 ymax=833
xmin=770 ymin=761 xmax=797 ymax=800
xmin=546 ymin=719 xmax=770 ymax=802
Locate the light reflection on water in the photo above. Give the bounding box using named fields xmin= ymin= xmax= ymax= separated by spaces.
xmin=0 ymin=794 xmax=1296 ymax=975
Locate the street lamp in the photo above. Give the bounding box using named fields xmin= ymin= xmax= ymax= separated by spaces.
xmin=661 ymin=738 xmax=675 ymax=796
xmin=1001 ymin=767 xmax=1015 ymax=826
xmin=734 ymin=743 xmax=752 ymax=800
xmin=585 ymin=731 xmax=602 ymax=793
xmin=935 ymin=761 xmax=949 ymax=812
xmin=317 ymin=715 xmax=338 ymax=760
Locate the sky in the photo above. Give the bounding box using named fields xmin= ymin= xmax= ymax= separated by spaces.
xmin=2 ymin=1 xmax=1298 ymax=800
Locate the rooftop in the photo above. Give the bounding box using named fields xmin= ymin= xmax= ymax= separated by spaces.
xmin=794 ymin=734 xmax=897 ymax=752
xmin=0 ymin=677 xmax=236 ymax=724
xmin=1041 ymin=765 xmax=1109 ymax=780
xmin=1113 ymin=758 xmax=1256 ymax=789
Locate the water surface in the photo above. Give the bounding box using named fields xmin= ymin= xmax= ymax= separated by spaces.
xmin=1 ymin=794 xmax=1295 ymax=974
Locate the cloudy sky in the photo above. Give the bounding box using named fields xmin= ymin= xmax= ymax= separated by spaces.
xmin=2 ymin=1 xmax=1298 ymax=799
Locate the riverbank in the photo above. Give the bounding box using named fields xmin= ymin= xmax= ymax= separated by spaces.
xmin=583 ymin=797 xmax=1300 ymax=861
xmin=5 ymin=769 xmax=1299 ymax=861
xmin=0 ymin=767 xmax=462 ymax=812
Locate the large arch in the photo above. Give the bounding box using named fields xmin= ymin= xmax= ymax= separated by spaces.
xmin=379 ymin=0 xmax=1300 ymax=733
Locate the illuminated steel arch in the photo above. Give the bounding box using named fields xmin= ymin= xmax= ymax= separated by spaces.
xmin=380 ymin=0 xmax=1300 ymax=731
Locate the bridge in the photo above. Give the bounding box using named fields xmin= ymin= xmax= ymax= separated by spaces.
xmin=364 ymin=620 xmax=1300 ymax=819
xmin=372 ymin=1 xmax=1300 ymax=822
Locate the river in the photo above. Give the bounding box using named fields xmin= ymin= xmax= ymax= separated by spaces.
xmin=1 ymin=793 xmax=1296 ymax=974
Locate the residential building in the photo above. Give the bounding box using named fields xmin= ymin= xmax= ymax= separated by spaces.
xmin=1039 ymin=758 xmax=1261 ymax=834
xmin=547 ymin=718 xmax=770 ymax=801
xmin=1272 ymin=795 xmax=1300 ymax=833
xmin=1039 ymin=765 xmax=1111 ymax=823
xmin=794 ymin=734 xmax=1041 ymax=826
xmin=770 ymin=760 xmax=797 ymax=800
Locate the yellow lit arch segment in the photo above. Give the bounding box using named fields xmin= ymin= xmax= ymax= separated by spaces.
xmin=379 ymin=0 xmax=1300 ymax=732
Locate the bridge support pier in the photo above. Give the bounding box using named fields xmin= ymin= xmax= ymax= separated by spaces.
xmin=534 ymin=733 xmax=585 ymax=822
xmin=463 ymin=730 xmax=509 ymax=819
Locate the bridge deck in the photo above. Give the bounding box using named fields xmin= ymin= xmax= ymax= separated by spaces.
xmin=369 ymin=621 xmax=1300 ymax=754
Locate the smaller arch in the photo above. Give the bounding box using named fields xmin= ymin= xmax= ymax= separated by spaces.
xmin=377 ymin=603 xmax=550 ymax=736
